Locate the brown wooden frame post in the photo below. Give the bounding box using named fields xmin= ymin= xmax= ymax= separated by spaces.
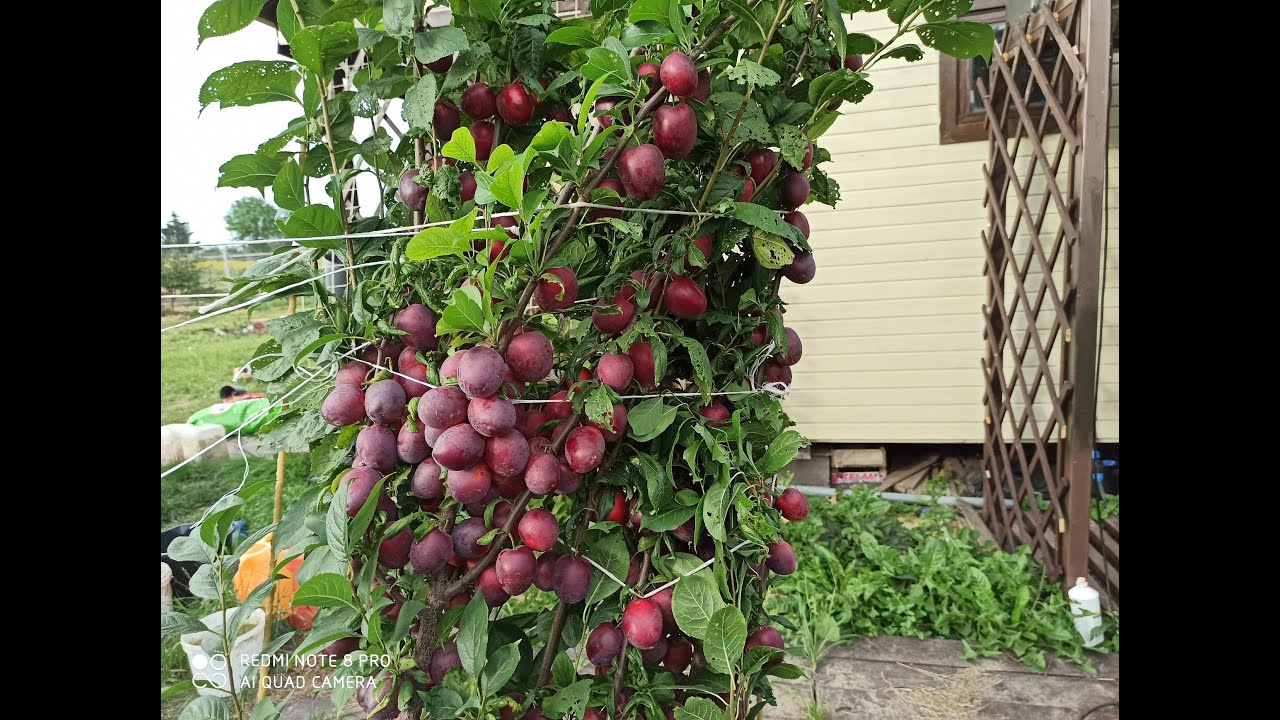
xmin=1062 ymin=0 xmax=1111 ymax=585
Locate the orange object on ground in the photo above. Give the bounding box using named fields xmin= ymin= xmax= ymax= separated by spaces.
xmin=232 ymin=533 xmax=317 ymax=629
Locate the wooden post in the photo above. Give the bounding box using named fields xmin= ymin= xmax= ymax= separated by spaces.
xmin=1062 ymin=0 xmax=1110 ymax=587
xmin=257 ymin=294 xmax=297 ymax=702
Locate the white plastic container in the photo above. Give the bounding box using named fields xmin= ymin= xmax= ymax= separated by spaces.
xmin=179 ymin=607 xmax=266 ymax=697
xmin=161 ymin=423 xmax=230 ymax=466
xmin=161 ymin=564 xmax=173 ymax=614
xmin=1067 ymin=577 xmax=1103 ymax=648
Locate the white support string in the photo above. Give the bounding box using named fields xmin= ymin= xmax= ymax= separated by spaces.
xmin=159 ymin=201 xmax=793 ymax=249
xmin=579 ymin=540 xmax=757 ymax=599
xmin=162 ymin=260 xmax=393 ymax=334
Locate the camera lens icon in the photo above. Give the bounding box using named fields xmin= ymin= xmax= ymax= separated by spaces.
xmin=192 ymin=654 xmax=229 ymax=690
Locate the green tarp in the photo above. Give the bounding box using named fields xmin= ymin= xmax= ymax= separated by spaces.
xmin=187 ymin=397 xmax=280 ymax=434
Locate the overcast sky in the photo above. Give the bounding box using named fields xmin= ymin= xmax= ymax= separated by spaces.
xmin=160 ymin=3 xmax=299 ymax=245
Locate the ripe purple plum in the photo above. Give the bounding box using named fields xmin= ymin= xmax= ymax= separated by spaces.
xmin=447 ymin=462 xmax=492 ymax=504
xmin=453 ymin=517 xmax=490 ymax=560
xmin=663 ymin=274 xmax=707 ymax=319
xmin=519 ymin=508 xmax=559 ymax=551
xmin=432 ymin=423 xmax=486 ymax=470
xmin=622 ymin=598 xmax=664 ymax=649
xmin=534 ymin=550 xmax=562 ymax=591
xmin=746 ymin=148 xmax=777 ymax=185
xmin=566 ymin=426 xmax=606 ymax=473
xmin=553 ymin=555 xmax=592 ymax=604
xmin=596 ymin=352 xmax=635 ymax=391
xmin=591 ymin=295 xmax=636 ymax=335
xmin=364 ymin=380 xmax=407 ymax=425
xmin=410 ymin=528 xmax=453 ymax=573
xmin=534 ymin=267 xmax=579 ymax=311
xmin=524 ymin=451 xmax=560 ymax=496
xmin=321 ymin=385 xmax=365 ymax=427
xmin=505 ymin=330 xmax=554 ymax=382
xmin=378 ymin=530 xmax=412 ymax=569
xmin=472 ymin=121 xmax=495 ymax=162
xmin=343 ymin=466 xmax=391 ymax=518
xmin=496 ymin=83 xmax=535 ymax=126
xmin=411 ymin=459 xmax=444 ymax=501
xmin=356 ymin=425 xmax=398 ymax=474
xmin=557 ymin=460 xmax=583 ymax=495
xmin=399 ymin=169 xmax=427 ymax=212
xmin=393 ymin=303 xmax=438 ymax=350
xmin=618 ymin=144 xmax=666 ymax=201
xmin=784 ymin=210 xmax=810 ymax=240
xmin=665 ymin=637 xmax=694 ymax=673
xmin=775 ymin=487 xmax=810 ymax=521
xmin=468 ymin=395 xmax=517 ymax=437
xmin=587 ymin=622 xmax=624 ymax=666
xmin=660 ymin=51 xmax=697 ymax=97
xmin=429 ymin=643 xmax=462 ymax=685
xmin=781 ymin=251 xmax=816 ymax=284
xmin=628 ymin=341 xmax=657 ymax=389
xmin=457 ymin=346 xmax=507 ymax=399
xmin=397 ymin=423 xmax=429 ymax=465
xmin=335 ymin=362 xmax=368 ymax=386
xmin=461 ymin=83 xmax=497 ymax=120
xmin=495 ymin=545 xmax=537 ymax=595
xmin=435 ymin=100 xmax=460 ymax=139
xmin=652 ymin=103 xmax=697 ymax=159
xmin=766 ymin=540 xmax=798 ymax=575
xmin=484 ymin=430 xmax=531 ymax=478
xmin=780 ymin=171 xmax=811 ymax=210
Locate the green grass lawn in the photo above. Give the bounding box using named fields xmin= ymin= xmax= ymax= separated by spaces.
xmin=160 ymin=298 xmax=294 ymax=425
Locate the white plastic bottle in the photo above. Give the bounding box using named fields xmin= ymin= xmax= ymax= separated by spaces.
xmin=1068 ymin=577 xmax=1103 ymax=648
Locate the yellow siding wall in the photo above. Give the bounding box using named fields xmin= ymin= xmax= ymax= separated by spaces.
xmin=783 ymin=13 xmax=1119 ymax=444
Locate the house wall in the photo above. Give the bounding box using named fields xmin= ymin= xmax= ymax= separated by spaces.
xmin=783 ymin=12 xmax=1118 ymax=444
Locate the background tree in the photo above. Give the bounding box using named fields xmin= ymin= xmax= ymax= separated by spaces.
xmin=160 ymin=211 xmax=204 ymax=295
xmin=224 ymin=196 xmax=285 ymax=242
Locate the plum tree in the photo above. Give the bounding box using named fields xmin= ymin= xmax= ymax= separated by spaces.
xmin=200 ymin=0 xmax=988 ymax=717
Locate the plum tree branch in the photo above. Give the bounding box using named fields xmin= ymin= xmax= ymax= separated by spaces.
xmin=495 ymin=0 xmax=763 ymax=353
xmin=612 ymin=549 xmax=653 ymax=699
xmin=537 ymin=482 xmax=606 ymax=685
xmin=444 ymin=414 xmax=582 ymax=597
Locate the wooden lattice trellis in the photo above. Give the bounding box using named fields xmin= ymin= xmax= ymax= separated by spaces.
xmin=977 ymin=0 xmax=1115 ymax=605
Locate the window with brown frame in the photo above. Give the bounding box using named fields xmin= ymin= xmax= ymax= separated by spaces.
xmin=938 ymin=1 xmax=1058 ymax=144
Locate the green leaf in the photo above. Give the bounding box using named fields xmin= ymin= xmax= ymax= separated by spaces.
xmin=282 ymin=205 xmax=342 ymax=239
xmin=642 ymin=504 xmax=696 ymax=533
xmin=480 ymin=642 xmax=521 ymax=697
xmin=751 ymin=230 xmax=795 ymax=269
xmin=628 ymin=398 xmax=679 ymax=442
xmin=198 ymin=0 xmax=269 ymax=45
xmin=767 ymin=662 xmax=807 ymax=679
xmin=188 ymin=564 xmax=220 ymax=600
xmin=541 ymin=679 xmax=592 ymax=720
xmin=584 ymin=386 xmax=617 ymax=431
xmin=271 ymin=159 xmax=305 ymax=211
xmin=179 ymin=696 xmax=232 ymax=720
xmin=248 ymin=697 xmax=283 ymax=720
xmin=585 ymin=531 xmax=631 ymax=604
xmin=727 ymin=60 xmax=780 ymax=87
xmin=733 ymin=202 xmax=805 ymax=246
xmin=635 ymin=452 xmax=672 ymax=510
xmin=292 ymin=22 xmax=358 ymax=77
xmin=389 ymin=600 xmax=427 ymax=645
xmin=199 ymin=60 xmax=298 ymax=112
xmin=383 ymin=0 xmax=413 ymax=37
xmin=414 ymin=27 xmax=469 ymax=65
xmin=702 ymin=606 xmax=747 ymax=674
xmin=326 ymin=483 xmax=349 ymax=557
xmin=882 ymin=43 xmax=926 ymax=62
xmin=674 ymin=337 xmax=713 ymax=404
xmin=629 ymin=0 xmax=670 ymax=25
xmin=777 ymin=127 xmax=809 ymax=174
xmin=471 ymin=0 xmax=502 ymax=22
xmin=808 ymin=69 xmax=874 ymax=108
xmin=436 ymin=285 xmax=486 ymax=335
xmin=406 ymin=227 xmax=468 ymax=261
xmin=825 ymin=0 xmax=847 ymax=58
xmin=887 ymin=0 xmax=926 ymax=24
xmin=530 ymin=121 xmax=575 ymax=153
xmin=161 ymin=611 xmax=209 ymax=638
xmin=759 ymin=429 xmax=808 ymax=475
xmin=457 ymin=586 xmax=490 ymax=676
xmin=701 ymin=481 xmax=730 ymax=542
xmin=924 ymin=0 xmax=974 ymax=22
xmin=486 ymin=144 xmax=516 ymax=174
xmin=711 ymin=92 xmax=772 ymax=145
xmin=490 ymin=165 xmax=525 ymax=210
xmin=293 ymin=573 xmax=359 ymax=612
xmin=441 ymin=127 xmax=477 ymax=164
xmin=402 ymin=74 xmax=439 ymax=133
xmin=167 ymin=535 xmax=215 ymax=564
xmin=551 ymin=652 xmax=577 ymax=687
xmin=583 ymin=47 xmax=631 ymax=84
xmin=674 ymin=697 xmax=724 ymax=720
xmin=443 ymin=44 xmax=491 ymax=92
xmin=916 ymin=21 xmax=996 ymax=60
xmin=217 ymin=153 xmax=285 ymax=191
xmin=546 ymin=26 xmax=598 ymax=47
xmin=673 ymin=572 xmax=725 ymax=640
